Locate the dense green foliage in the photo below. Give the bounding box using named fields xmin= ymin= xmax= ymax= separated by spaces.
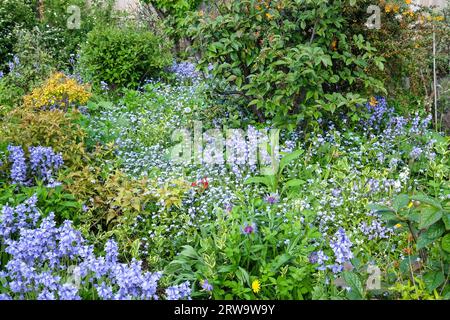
xmin=188 ymin=0 xmax=386 ymax=127
xmin=79 ymin=26 xmax=173 ymax=89
xmin=0 ymin=0 xmax=449 ymax=301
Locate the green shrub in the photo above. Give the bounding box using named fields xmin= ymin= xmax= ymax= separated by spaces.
xmin=140 ymin=0 xmax=203 ymax=56
xmin=188 ymin=0 xmax=386 ymax=127
xmin=0 ymin=28 xmax=55 ymax=109
xmin=79 ymin=25 xmax=173 ymax=89
xmin=0 ymin=0 xmax=37 ymax=68
xmin=38 ymin=0 xmax=117 ymax=69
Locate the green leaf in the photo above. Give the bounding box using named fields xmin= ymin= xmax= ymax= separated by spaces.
xmin=393 ymin=194 xmax=409 ymax=212
xmin=343 ymin=272 xmax=364 ymax=300
xmin=412 ymin=195 xmax=443 ymax=210
xmin=279 ymin=149 xmax=304 ymax=172
xmin=368 ymin=204 xmax=397 ymax=221
xmin=60 ymin=201 xmax=80 ymax=208
xmin=179 ymin=245 xmax=200 ymax=260
xmin=270 ymin=254 xmax=292 ymax=272
xmin=368 ymin=204 xmax=393 ymax=212
xmin=417 ymin=222 xmax=445 ymax=249
xmin=244 ymin=176 xmax=272 ymax=189
xmin=236 ymin=267 xmax=250 ymax=286
xmin=442 ymin=234 xmax=450 ymax=253
xmin=282 ymin=179 xmax=306 ymax=194
xmin=419 ymin=208 xmax=443 ymax=229
xmin=442 ymin=213 xmax=450 ymax=230
xmin=423 ymin=271 xmax=445 ymax=293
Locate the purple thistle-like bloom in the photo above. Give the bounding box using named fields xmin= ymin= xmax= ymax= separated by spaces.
xmin=264 ymin=193 xmax=280 ymax=205
xmin=241 ymin=222 xmax=257 ymax=235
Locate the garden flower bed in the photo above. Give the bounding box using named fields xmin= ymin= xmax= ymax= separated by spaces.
xmin=0 ymin=0 xmax=449 ymax=301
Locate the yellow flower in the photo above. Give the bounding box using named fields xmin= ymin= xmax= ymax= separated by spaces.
xmin=405 ymin=0 xmax=411 ymax=4
xmin=266 ymin=13 xmax=273 ymax=20
xmin=369 ymin=96 xmax=378 ymax=107
xmin=252 ymin=279 xmax=261 ymax=294
xmin=407 ymin=202 xmax=413 ymax=208
xmin=402 ymin=9 xmax=414 ymax=17
xmin=385 ymin=4 xmax=391 ymax=13
xmin=394 ymin=223 xmax=402 ymax=229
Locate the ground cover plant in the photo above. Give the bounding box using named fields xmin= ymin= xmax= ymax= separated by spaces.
xmin=0 ymin=0 xmax=449 ymax=300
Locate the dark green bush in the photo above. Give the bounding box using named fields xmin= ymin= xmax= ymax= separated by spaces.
xmin=79 ymin=25 xmax=173 ymax=89
xmin=188 ymin=0 xmax=386 ymax=127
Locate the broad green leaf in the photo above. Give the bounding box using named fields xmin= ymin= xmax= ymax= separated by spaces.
xmin=393 ymin=194 xmax=409 ymax=212
xmin=417 ymin=222 xmax=445 ymax=249
xmin=279 ymin=149 xmax=304 ymax=172
xmin=419 ymin=208 xmax=443 ymax=229
xmin=442 ymin=213 xmax=450 ymax=230
xmin=423 ymin=271 xmax=445 ymax=293
xmin=179 ymin=245 xmax=200 ymax=260
xmin=412 ymin=195 xmax=443 ymax=210
xmin=442 ymin=234 xmax=450 ymax=253
xmin=282 ymin=179 xmax=306 ymax=193
xmin=343 ymin=272 xmax=364 ymax=300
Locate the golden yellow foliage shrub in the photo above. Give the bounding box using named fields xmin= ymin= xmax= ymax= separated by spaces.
xmin=23 ymin=72 xmax=91 ymax=111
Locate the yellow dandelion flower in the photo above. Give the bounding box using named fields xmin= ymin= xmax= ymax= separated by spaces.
xmin=394 ymin=223 xmax=402 ymax=229
xmin=252 ymin=279 xmax=261 ymax=294
xmin=385 ymin=4 xmax=391 ymax=13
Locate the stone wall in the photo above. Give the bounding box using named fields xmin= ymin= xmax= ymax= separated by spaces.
xmin=114 ymin=0 xmax=140 ymax=12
